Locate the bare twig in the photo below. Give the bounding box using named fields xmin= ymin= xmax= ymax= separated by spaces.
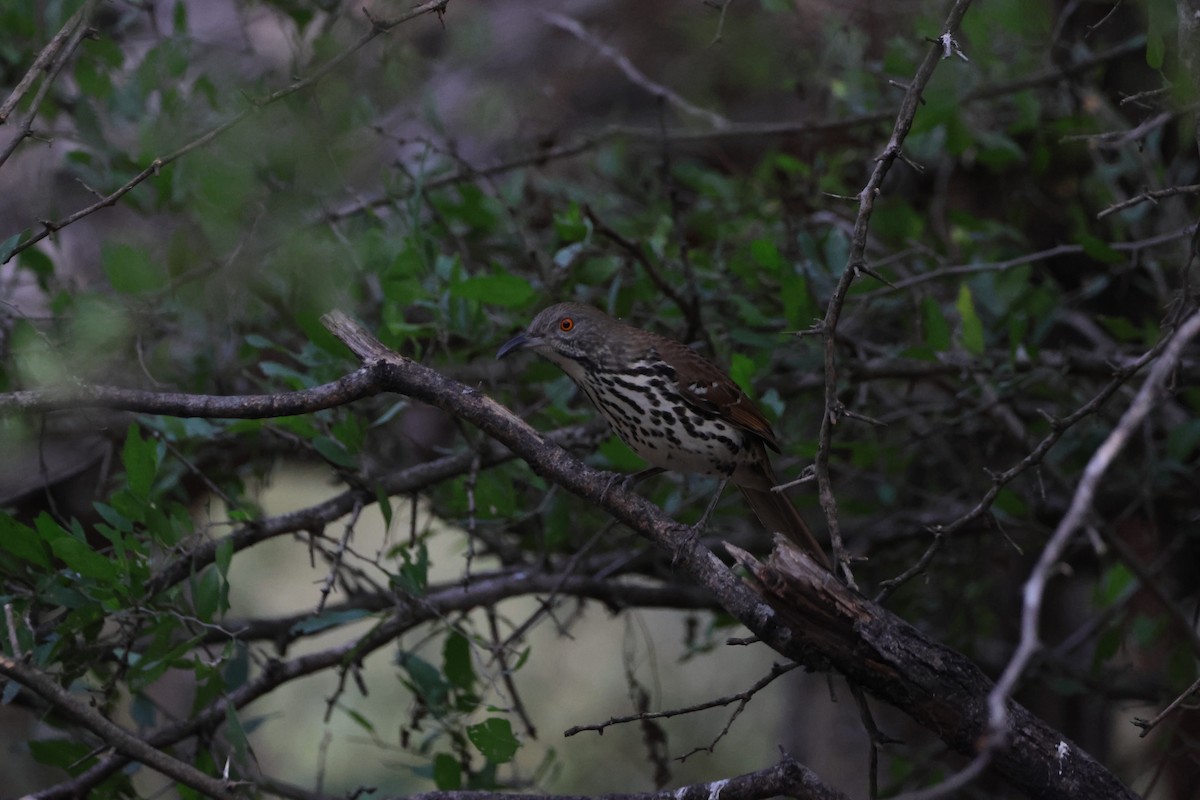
xmin=1060 ymin=109 xmax=1179 ymax=148
xmin=541 ymin=13 xmax=729 ymax=129
xmin=706 ymin=0 xmax=734 ymax=47
xmin=859 ymin=226 xmax=1193 ymax=298
xmin=315 ymin=498 xmax=362 ymax=614
xmin=876 ymin=328 xmax=1173 ymax=601
xmin=1098 ymin=183 xmax=1200 ymax=218
xmin=565 ymin=661 xmax=799 ymax=737
xmin=814 ymin=0 xmax=974 ymax=587
xmin=988 ymin=308 xmax=1200 ymax=751
xmin=1132 ymin=673 xmax=1200 ymax=737
xmin=0 ymin=1 xmax=99 ymax=170
xmin=0 ymin=1 xmax=98 ymax=125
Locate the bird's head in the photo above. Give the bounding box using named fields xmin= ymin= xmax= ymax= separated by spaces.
xmin=496 ymin=303 xmax=620 ymax=377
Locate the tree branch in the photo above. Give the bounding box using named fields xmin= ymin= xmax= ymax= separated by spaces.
xmin=317 ymin=311 xmax=1138 ymax=799
xmin=0 ymin=653 xmax=241 ymax=800
xmin=0 ymin=365 xmax=383 ymax=416
xmin=729 ymin=542 xmax=1138 ymax=800
xmin=6 ymin=307 xmax=1142 ymax=799
xmin=401 ymin=756 xmax=846 ymax=800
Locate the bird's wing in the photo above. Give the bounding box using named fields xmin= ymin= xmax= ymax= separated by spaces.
xmin=657 ymin=339 xmax=782 ymax=453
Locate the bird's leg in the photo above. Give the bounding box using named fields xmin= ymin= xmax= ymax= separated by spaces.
xmin=674 ymin=478 xmax=729 ymax=564
xmin=602 ymin=466 xmax=664 ymax=500
xmin=697 ymin=478 xmax=729 ymax=532
xmin=626 ymin=466 xmax=665 ymax=486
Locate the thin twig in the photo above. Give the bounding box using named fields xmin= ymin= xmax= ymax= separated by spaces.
xmin=814 ymin=0 xmax=974 ymax=588
xmin=1098 ymin=183 xmax=1200 ymax=219
xmin=1132 ymin=673 xmax=1200 ymax=737
xmin=541 ymin=12 xmax=729 ymax=129
xmin=876 ymin=328 xmax=1173 ymax=601
xmin=988 ymin=308 xmax=1200 ymax=750
xmin=565 ymin=661 xmax=799 ymax=737
xmin=0 ymin=1 xmax=99 ymax=171
xmin=0 ymin=1 xmax=98 ymax=125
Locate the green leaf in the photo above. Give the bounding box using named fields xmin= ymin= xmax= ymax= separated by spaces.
xmin=1146 ymin=0 xmax=1169 ymax=69
xmin=921 ymin=297 xmax=951 ymax=351
xmin=398 ymin=652 xmax=449 ymax=712
xmin=0 ymin=514 xmax=51 ymax=568
xmin=102 ymin=243 xmax=164 ymax=294
xmin=109 ymin=490 xmax=147 ymax=527
xmin=449 ymin=273 xmax=536 ymax=308
xmin=1130 ymin=613 xmax=1161 ymax=649
xmin=393 ymin=543 xmax=429 ymax=595
xmin=443 ymin=631 xmax=476 ymax=690
xmin=975 ymin=130 xmax=1025 ymax=170
xmin=34 ymin=511 xmax=67 ymax=545
xmin=74 ymin=56 xmax=112 ymax=99
xmin=1166 ymin=419 xmax=1200 ymax=462
xmin=224 ymin=705 xmax=249 ymax=762
xmin=312 ymin=435 xmax=358 ymax=468
xmin=0 ymin=232 xmax=21 ymax=263
xmin=130 ymin=692 xmax=158 ymax=728
xmin=553 ymin=203 xmax=589 ymax=242
xmin=779 ymin=271 xmax=813 ymax=328
xmin=344 ymin=707 xmax=376 ymax=733
xmin=955 ymin=284 xmax=985 ymax=355
xmin=214 ymin=537 xmax=234 ymax=578
xmin=28 ymin=738 xmax=99 ymax=772
xmin=223 ymin=642 xmax=250 ymax=691
xmin=597 ymin=437 xmax=643 ymax=471
xmin=19 ymin=247 xmax=53 ymax=287
xmin=728 ymin=352 xmax=757 ymax=396
xmin=992 ymin=488 xmax=1029 ymax=517
xmin=467 ymin=717 xmax=519 ymax=763
xmin=123 ymin=424 xmax=158 ymax=499
xmin=193 ymin=567 xmax=223 ymax=620
xmin=433 ymin=753 xmax=463 ymax=790
xmin=1146 ymin=35 xmax=1165 ymax=70
xmin=51 ymin=537 xmax=118 ymax=581
xmin=375 ymin=484 xmax=394 ymax=529
xmin=1094 ymin=563 xmax=1134 ymax=607
xmin=1096 ymin=314 xmax=1140 ymax=343
xmin=289 ymin=608 xmax=371 ymax=636
xmin=749 ymin=238 xmax=785 ymax=273
xmin=94 ymin=502 xmax=135 ymax=533
xmin=1077 ymin=234 xmax=1122 ymax=264
xmin=471 ymin=471 xmax=516 ymax=518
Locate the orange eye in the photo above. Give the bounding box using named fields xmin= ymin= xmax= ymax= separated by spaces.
xmin=559 ymin=317 xmax=574 ymax=332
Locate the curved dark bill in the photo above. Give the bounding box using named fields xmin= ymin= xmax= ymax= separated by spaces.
xmin=496 ymin=332 xmax=531 ymax=360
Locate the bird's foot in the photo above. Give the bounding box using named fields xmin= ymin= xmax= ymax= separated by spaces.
xmin=600 ymin=471 xmax=637 ymax=502
xmin=671 ymin=522 xmax=707 ymax=567
xmin=671 ymin=477 xmax=731 ymax=566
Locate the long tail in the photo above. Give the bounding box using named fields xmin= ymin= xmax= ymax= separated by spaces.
xmin=738 ymin=484 xmax=830 ymax=568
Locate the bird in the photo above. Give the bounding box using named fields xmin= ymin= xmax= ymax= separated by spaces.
xmin=497 ymin=302 xmax=829 ymax=567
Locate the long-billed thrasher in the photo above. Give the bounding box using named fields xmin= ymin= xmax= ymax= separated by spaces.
xmin=497 ymin=302 xmax=829 ymax=567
